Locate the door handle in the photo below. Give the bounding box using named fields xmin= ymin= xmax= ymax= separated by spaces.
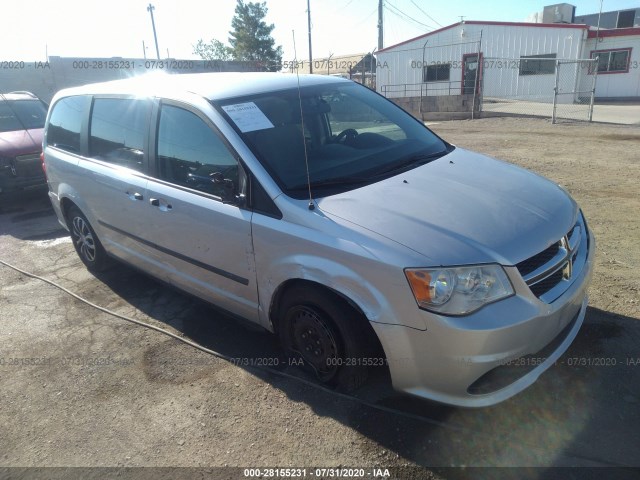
xmin=150 ymin=198 xmax=172 ymax=211
xmin=127 ymin=191 xmax=144 ymax=201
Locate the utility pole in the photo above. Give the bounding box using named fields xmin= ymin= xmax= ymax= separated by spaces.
xmin=307 ymin=0 xmax=313 ymax=73
xmin=147 ymin=3 xmax=160 ymax=60
xmin=594 ymin=0 xmax=603 ymax=48
xmin=377 ymin=0 xmax=383 ymax=50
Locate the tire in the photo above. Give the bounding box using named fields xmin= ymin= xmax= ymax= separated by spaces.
xmin=278 ymin=285 xmax=370 ymax=392
xmin=67 ymin=206 xmax=110 ymax=272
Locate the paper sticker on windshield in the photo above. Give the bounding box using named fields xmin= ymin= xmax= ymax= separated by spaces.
xmin=222 ymin=102 xmax=274 ymax=133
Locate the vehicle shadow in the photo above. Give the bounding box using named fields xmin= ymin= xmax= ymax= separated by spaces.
xmin=0 ymin=188 xmax=67 ymax=241
xmin=87 ymin=261 xmax=640 ymax=474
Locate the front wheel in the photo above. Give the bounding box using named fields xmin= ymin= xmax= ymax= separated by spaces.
xmin=67 ymin=206 xmax=110 ymax=272
xmin=279 ymin=286 xmax=370 ymax=392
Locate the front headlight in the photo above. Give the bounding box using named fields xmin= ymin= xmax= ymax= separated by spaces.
xmin=405 ymin=264 xmax=514 ymax=316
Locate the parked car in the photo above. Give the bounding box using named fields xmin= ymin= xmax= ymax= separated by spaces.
xmin=0 ymin=91 xmax=48 ymax=194
xmin=43 ymin=73 xmax=594 ymax=407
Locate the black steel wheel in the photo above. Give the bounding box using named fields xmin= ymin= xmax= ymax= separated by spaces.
xmin=286 ymin=304 xmax=340 ymax=382
xmin=279 ymin=285 xmax=370 ymax=391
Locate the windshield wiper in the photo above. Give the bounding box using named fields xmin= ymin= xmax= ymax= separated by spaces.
xmin=288 ymin=176 xmax=371 ymax=191
xmin=287 ymin=148 xmax=452 ymax=192
xmin=375 ymin=149 xmax=450 ymax=175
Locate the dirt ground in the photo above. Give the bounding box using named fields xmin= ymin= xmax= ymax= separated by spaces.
xmin=1 ymin=117 xmax=639 ymax=479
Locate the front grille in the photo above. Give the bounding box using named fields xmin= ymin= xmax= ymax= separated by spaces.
xmin=16 ymin=153 xmax=40 ymax=162
xmin=529 ymin=268 xmax=564 ymax=297
xmin=516 ymin=243 xmax=560 ymax=277
xmin=14 ymin=153 xmax=42 ymax=177
xmin=516 ymin=214 xmax=588 ymax=303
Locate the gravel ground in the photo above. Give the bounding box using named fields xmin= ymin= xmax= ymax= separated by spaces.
xmin=0 ymin=117 xmax=639 ymax=479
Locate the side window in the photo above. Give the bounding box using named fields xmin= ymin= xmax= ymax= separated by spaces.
xmin=47 ymin=96 xmax=88 ymax=153
xmin=157 ymin=104 xmax=239 ymax=197
xmin=90 ymin=98 xmax=148 ymax=172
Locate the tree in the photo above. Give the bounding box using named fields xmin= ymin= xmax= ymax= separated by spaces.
xmin=193 ymin=38 xmax=232 ymax=61
xmin=228 ymin=0 xmax=283 ymax=71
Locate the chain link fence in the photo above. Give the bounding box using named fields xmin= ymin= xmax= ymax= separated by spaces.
xmin=480 ymin=57 xmax=597 ymax=122
xmin=553 ymin=59 xmax=598 ymax=122
xmin=288 ymin=53 xmax=377 ymax=89
xmin=376 ymin=38 xmax=484 ymax=120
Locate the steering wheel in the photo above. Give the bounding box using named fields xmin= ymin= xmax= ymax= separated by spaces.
xmin=335 ymin=128 xmax=359 ymax=144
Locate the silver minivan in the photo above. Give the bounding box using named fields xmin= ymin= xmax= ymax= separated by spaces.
xmin=43 ymin=73 xmax=594 ymax=407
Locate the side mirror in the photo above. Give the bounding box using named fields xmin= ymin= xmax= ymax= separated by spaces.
xmin=210 ymin=171 xmax=242 ymax=205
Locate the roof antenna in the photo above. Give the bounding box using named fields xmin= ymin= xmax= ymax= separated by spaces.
xmin=292 ymin=30 xmax=315 ymax=211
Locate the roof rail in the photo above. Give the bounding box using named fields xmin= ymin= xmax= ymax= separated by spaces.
xmin=7 ymin=91 xmax=39 ymax=98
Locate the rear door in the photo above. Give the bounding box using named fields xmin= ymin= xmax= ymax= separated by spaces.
xmin=142 ymin=100 xmax=258 ymax=321
xmin=75 ymin=97 xmax=151 ymax=264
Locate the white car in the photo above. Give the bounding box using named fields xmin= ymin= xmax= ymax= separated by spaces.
xmin=43 ymin=73 xmax=594 ymax=407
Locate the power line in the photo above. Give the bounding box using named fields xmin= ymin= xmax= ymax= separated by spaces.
xmin=386 ymin=7 xmax=429 ymax=31
xmin=409 ymin=0 xmax=443 ymax=28
xmin=385 ymin=1 xmax=435 ymax=30
xmin=353 ymin=6 xmax=378 ymax=27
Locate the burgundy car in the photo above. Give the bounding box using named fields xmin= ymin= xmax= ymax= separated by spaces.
xmin=0 ymin=91 xmax=48 ymax=194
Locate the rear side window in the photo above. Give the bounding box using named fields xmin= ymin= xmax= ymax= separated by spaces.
xmin=156 ymin=104 xmax=239 ymax=197
xmin=47 ymin=96 xmax=87 ymax=153
xmin=90 ymin=98 xmax=149 ymax=172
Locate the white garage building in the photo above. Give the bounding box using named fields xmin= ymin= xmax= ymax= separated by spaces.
xmin=375 ymin=20 xmax=640 ymax=106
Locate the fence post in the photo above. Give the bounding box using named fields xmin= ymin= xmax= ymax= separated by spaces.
xmin=589 ymin=57 xmax=598 ymax=123
xmin=471 ymin=69 xmax=477 ymax=120
xmin=471 ymin=35 xmax=482 ymax=120
xmin=552 ymin=59 xmax=560 ymax=124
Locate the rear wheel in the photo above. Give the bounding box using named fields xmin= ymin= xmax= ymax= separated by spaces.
xmin=279 ymin=286 xmax=370 ymax=391
xmin=67 ymin=206 xmax=110 ymax=272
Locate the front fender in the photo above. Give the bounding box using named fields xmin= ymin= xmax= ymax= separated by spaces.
xmin=258 ymin=253 xmax=427 ymax=332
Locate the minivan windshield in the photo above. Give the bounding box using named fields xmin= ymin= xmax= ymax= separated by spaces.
xmin=0 ymin=100 xmax=48 ymax=133
xmin=214 ymin=82 xmax=450 ymax=199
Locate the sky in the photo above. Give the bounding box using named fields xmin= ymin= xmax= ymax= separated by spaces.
xmin=1 ymin=0 xmax=638 ymax=62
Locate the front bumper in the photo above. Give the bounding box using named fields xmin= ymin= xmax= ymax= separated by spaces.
xmin=372 ymin=228 xmax=595 ymax=408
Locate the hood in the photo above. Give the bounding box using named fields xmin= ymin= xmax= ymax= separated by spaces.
xmin=317 ymin=148 xmax=577 ymax=266
xmin=0 ymin=128 xmax=44 ymax=158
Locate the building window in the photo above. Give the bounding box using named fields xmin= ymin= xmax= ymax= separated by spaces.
xmin=617 ymin=10 xmax=635 ymax=29
xmin=423 ymin=63 xmax=451 ymax=82
xmin=519 ymin=54 xmax=556 ymax=76
xmin=591 ymin=49 xmax=631 ymax=74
